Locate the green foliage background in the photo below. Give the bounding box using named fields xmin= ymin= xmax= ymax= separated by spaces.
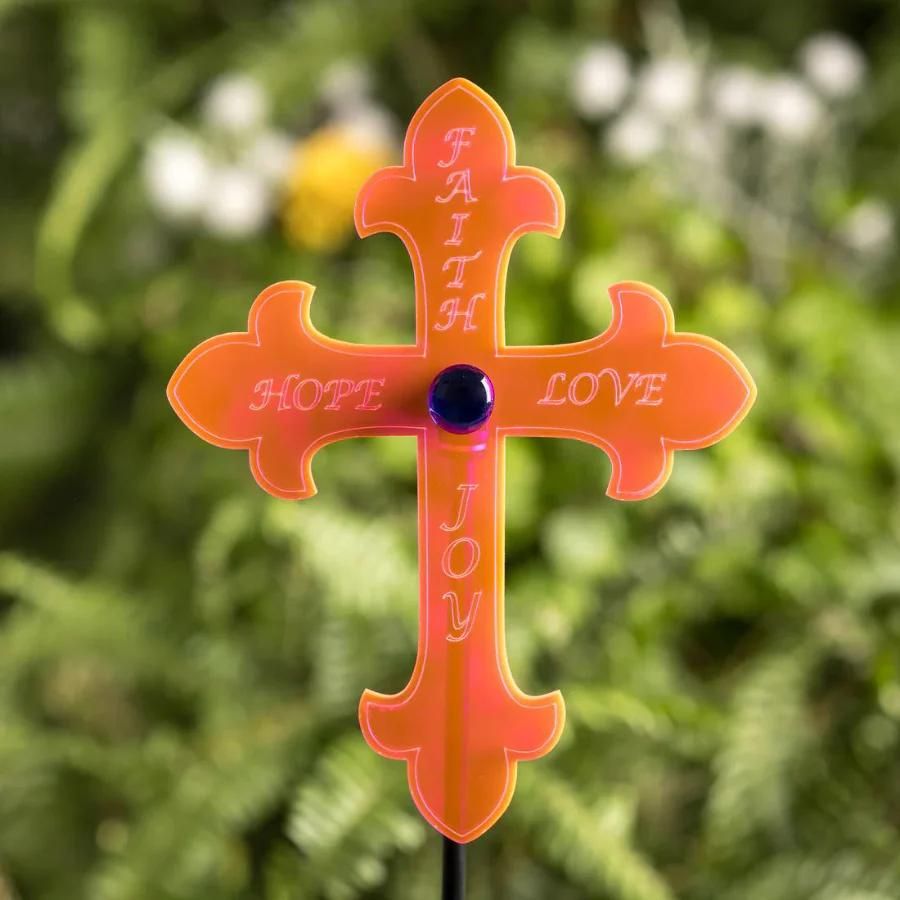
xmin=3 ymin=1 xmax=900 ymax=898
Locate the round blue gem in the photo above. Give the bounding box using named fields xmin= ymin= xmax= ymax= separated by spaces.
xmin=427 ymin=364 xmax=494 ymax=434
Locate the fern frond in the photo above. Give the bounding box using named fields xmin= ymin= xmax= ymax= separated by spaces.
xmin=705 ymin=646 xmax=815 ymax=854
xmin=88 ymin=702 xmax=310 ymax=900
xmin=718 ymin=850 xmax=900 ymax=900
xmin=264 ymin=502 xmax=417 ymax=619
xmin=0 ymin=553 xmax=191 ymax=694
xmin=516 ymin=769 xmax=674 ymax=900
xmin=567 ymin=685 xmax=723 ymax=757
xmin=287 ymin=733 xmax=424 ymax=899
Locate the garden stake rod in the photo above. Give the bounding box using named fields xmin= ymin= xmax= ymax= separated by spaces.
xmin=167 ymin=79 xmax=756 ymax=849
xmin=442 ymin=837 xmax=465 ymax=900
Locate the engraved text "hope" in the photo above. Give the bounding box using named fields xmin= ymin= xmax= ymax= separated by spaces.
xmin=249 ymin=376 xmax=385 ymax=412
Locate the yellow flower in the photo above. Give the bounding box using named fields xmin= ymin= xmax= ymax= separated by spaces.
xmin=282 ymin=125 xmax=392 ymax=252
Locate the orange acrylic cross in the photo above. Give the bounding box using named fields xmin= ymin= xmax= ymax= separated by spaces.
xmin=168 ymin=79 xmax=756 ymax=843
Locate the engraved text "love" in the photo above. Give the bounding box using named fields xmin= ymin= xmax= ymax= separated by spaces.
xmin=538 ymin=370 xmax=667 ymax=407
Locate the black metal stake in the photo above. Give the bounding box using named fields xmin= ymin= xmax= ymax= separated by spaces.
xmin=441 ymin=837 xmax=466 ymax=900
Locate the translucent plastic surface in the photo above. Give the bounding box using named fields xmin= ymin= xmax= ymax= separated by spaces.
xmin=168 ymin=78 xmax=756 ymax=842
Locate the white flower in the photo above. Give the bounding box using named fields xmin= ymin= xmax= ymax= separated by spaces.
xmin=636 ymin=57 xmax=700 ymax=119
xmin=244 ymin=130 xmax=296 ymax=184
xmin=605 ymin=110 xmax=664 ymax=164
xmin=319 ymin=60 xmax=372 ymax=110
xmin=143 ymin=131 xmax=212 ymax=222
xmin=800 ymin=32 xmax=865 ymax=99
xmin=202 ymin=74 xmax=268 ymax=135
xmin=334 ymin=102 xmax=395 ymax=152
xmin=202 ymin=166 xmax=271 ymax=238
xmin=676 ymin=119 xmax=725 ymax=164
xmin=710 ymin=65 xmax=766 ymax=126
xmin=759 ymin=75 xmax=824 ymax=143
xmin=839 ymin=200 xmax=895 ymax=255
xmin=571 ymin=43 xmax=631 ymax=118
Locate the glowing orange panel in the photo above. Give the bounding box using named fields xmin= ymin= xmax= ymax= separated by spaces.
xmin=168 ymin=78 xmax=756 ymax=843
